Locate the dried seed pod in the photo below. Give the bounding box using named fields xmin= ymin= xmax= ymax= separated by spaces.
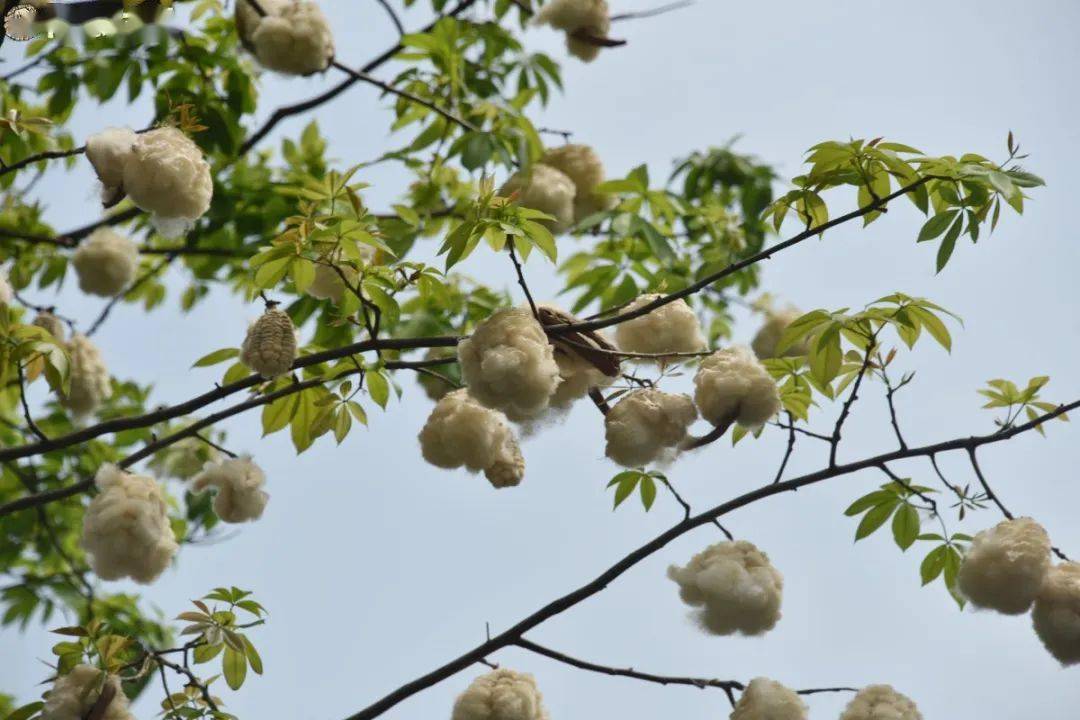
xmin=240 ymin=306 xmax=298 ymax=379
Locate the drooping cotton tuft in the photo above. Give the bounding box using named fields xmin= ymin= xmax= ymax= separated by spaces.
xmin=81 ymin=464 xmax=178 ymax=584
xmin=614 ymin=294 xmax=707 ymax=359
xmin=419 ymin=390 xmax=525 ymax=488
xmin=839 ymin=685 xmax=922 ymax=720
xmin=1032 ymin=561 xmax=1080 ymax=665
xmin=458 ymin=308 xmax=561 ymax=420
xmin=550 ymin=347 xmax=614 ymax=407
xmin=751 ymin=306 xmax=807 ymax=359
xmin=241 ymin=306 xmax=298 ymax=379
xmin=604 ymin=389 xmax=697 ymax=467
xmin=500 ymin=164 xmax=576 ymax=234
xmin=451 ymin=668 xmax=549 ymax=720
xmin=667 ymin=540 xmax=784 ymax=636
xmin=956 ymin=517 xmax=1051 ymax=614
xmin=238 ymin=0 xmax=335 ymax=76
xmin=85 ymin=126 xmax=137 ymax=206
xmin=71 ymin=228 xmax=139 ymax=297
xmin=62 ymin=334 xmax=112 ymax=416
xmin=41 ymin=664 xmax=133 ymax=720
xmin=121 ymin=126 xmax=213 ymax=237
xmin=533 ymin=0 xmax=611 ymax=62
xmin=191 ymin=456 xmax=269 ymax=523
xmin=693 ymin=346 xmax=781 ymax=429
xmin=0 ymin=266 xmax=12 ymax=305
xmin=541 ymin=144 xmax=614 ymax=223
xmin=730 ymin=677 xmax=807 ymax=720
xmin=235 ymin=0 xmax=285 ymax=43
xmin=307 ymin=264 xmax=353 ymax=303
xmin=33 ymin=311 xmax=65 ymax=341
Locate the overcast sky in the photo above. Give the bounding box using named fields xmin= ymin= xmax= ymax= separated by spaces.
xmin=3 ymin=1 xmax=1080 ymax=718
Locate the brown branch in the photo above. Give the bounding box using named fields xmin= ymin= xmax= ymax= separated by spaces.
xmin=773 ymin=411 xmax=797 ymax=484
xmin=506 ymin=239 xmax=538 ymax=317
xmin=829 ymin=339 xmax=876 ymax=466
xmin=329 ymin=61 xmax=478 ymax=133
xmin=609 ymin=0 xmax=695 ymax=22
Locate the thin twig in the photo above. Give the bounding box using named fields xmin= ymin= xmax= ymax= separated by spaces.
xmin=506 ymin=239 xmax=539 ymax=318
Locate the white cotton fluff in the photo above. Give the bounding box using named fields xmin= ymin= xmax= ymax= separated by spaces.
xmin=604 ymin=389 xmax=697 ymax=468
xmin=1032 ymin=561 xmax=1080 ymax=665
xmin=751 ymin=306 xmax=807 ymax=359
xmin=533 ymin=0 xmax=611 ymax=62
xmin=235 ymin=0 xmax=285 ymax=43
xmin=667 ymin=540 xmax=784 ymax=636
xmin=730 ymin=677 xmax=807 ymax=720
xmin=241 ymin=307 xmax=298 ymax=379
xmin=693 ymin=346 xmax=781 ymax=429
xmin=121 ymin=127 xmax=213 ymax=237
xmin=499 ymin=164 xmax=576 ymax=234
xmin=550 ymin=347 xmax=614 ymax=407
xmin=41 ymin=664 xmax=133 ymax=720
xmin=81 ymin=464 xmax=178 ymax=584
xmin=614 ymin=294 xmax=707 ymax=359
xmin=62 ymin=334 xmax=112 ymax=417
xmin=451 ymin=669 xmax=549 ymax=720
xmin=419 ymin=390 xmax=525 ymax=488
xmin=541 ymin=144 xmax=614 ymax=223
xmin=458 ymin=308 xmax=561 ymax=421
xmin=956 ymin=517 xmax=1051 ymax=614
xmin=307 ymin=263 xmax=363 ymax=304
xmin=839 ymin=685 xmax=922 ymax=720
xmin=0 ymin=266 xmax=12 ymax=305
xmin=191 ymin=456 xmax=269 ymax=523
xmin=240 ymin=0 xmax=335 ymax=76
xmin=71 ymin=228 xmax=139 ymax=297
xmin=85 ymin=127 xmax=138 ymax=206
xmin=33 ymin=311 xmax=66 ymax=341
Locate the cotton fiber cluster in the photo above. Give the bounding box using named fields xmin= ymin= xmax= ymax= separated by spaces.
xmin=81 ymin=464 xmax=178 ymax=584
xmin=241 ymin=306 xmax=298 ymax=379
xmin=0 ymin=266 xmax=11 ymax=305
xmin=956 ymin=517 xmax=1051 ymax=614
xmin=537 ymin=304 xmax=616 ymax=407
xmin=730 ymin=678 xmax=807 ymax=720
xmin=550 ymin=346 xmax=614 ymax=407
xmin=451 ymin=668 xmax=549 ymax=720
xmin=307 ymin=263 xmax=358 ymax=303
xmin=541 ymin=144 xmax=614 ymax=224
xmin=33 ymin=311 xmax=66 ymax=341
xmin=237 ymin=0 xmax=335 ymax=76
xmin=85 ymin=127 xmax=137 ymax=207
xmin=1032 ymin=561 xmax=1080 ymax=665
xmin=604 ymin=389 xmax=696 ymax=467
xmin=693 ymin=346 xmax=781 ymax=429
xmin=667 ymin=540 xmax=784 ymax=636
xmin=62 ymin=334 xmax=111 ymax=416
xmin=419 ymin=390 xmax=525 ymax=488
xmin=41 ymin=664 xmax=133 ymax=720
xmin=192 ymin=457 xmax=269 ymax=523
xmin=499 ymin=164 xmax=576 ymax=234
xmin=533 ymin=0 xmax=611 ymax=62
xmin=71 ymin=228 xmax=139 ymax=297
xmin=839 ymin=685 xmax=922 ymax=720
xmin=614 ymin=294 xmax=707 ymax=359
xmin=458 ymin=308 xmax=561 ymax=420
xmin=751 ymin=306 xmax=806 ymax=359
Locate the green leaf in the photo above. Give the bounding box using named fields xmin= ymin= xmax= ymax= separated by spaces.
xmin=262 ymin=393 xmax=299 ymax=435
xmin=242 ymin=636 xmax=263 ymax=675
xmin=935 ymin=213 xmax=963 ymax=273
xmin=920 ymin=545 xmax=947 ymax=585
xmin=639 ymin=476 xmax=657 ymax=511
xmin=917 ymin=210 xmax=959 ymax=242
xmin=854 ymin=500 xmax=898 ymax=541
xmin=193 ymin=642 xmax=224 ymax=665
xmin=367 ymin=371 xmax=390 ymax=408
xmin=5 ymin=701 xmax=44 ymax=720
xmin=222 ymin=645 xmax=247 ymax=690
xmin=193 ymin=348 xmax=239 ymax=368
xmin=891 ymin=504 xmax=920 ymax=551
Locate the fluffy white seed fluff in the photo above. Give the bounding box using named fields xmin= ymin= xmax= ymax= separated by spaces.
xmin=419 ymin=390 xmax=525 ymax=488
xmin=71 ymin=228 xmax=139 ymax=297
xmin=235 ymin=0 xmax=285 ymax=43
xmin=499 ymin=164 xmax=576 ymax=234
xmin=667 ymin=540 xmax=784 ymax=636
xmin=1032 ymin=561 xmax=1080 ymax=665
xmin=0 ymin=266 xmax=12 ymax=305
xmin=956 ymin=517 xmax=1052 ymax=614
xmin=41 ymin=664 xmax=133 ymax=720
xmin=604 ymin=389 xmax=697 ymax=467
xmin=191 ymin=457 xmax=269 ymax=523
xmin=81 ymin=464 xmax=178 ymax=584
xmin=122 ymin=127 xmax=213 ymax=236
xmin=451 ymin=669 xmax=549 ymax=720
xmin=241 ymin=307 xmax=298 ymax=379
xmin=533 ymin=0 xmax=611 ymax=62
xmin=694 ymin=346 xmax=782 ymax=429
xmin=33 ymin=311 xmax=66 ymax=341
xmin=458 ymin=308 xmax=561 ymax=420
xmin=62 ymin=334 xmax=112 ymax=416
xmin=751 ymin=306 xmax=807 ymax=359
xmin=839 ymin=685 xmax=922 ymax=720
xmin=85 ymin=126 xmax=138 ymax=206
xmin=541 ymin=144 xmax=614 ymax=223
xmin=550 ymin=347 xmax=614 ymax=407
xmin=242 ymin=0 xmax=335 ymax=76
xmin=614 ymin=294 xmax=707 ymax=359
xmin=307 ymin=264 xmax=350 ymax=303
xmin=730 ymin=677 xmax=807 ymax=720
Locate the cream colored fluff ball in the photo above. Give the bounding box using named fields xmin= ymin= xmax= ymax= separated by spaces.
xmin=122 ymin=127 xmax=213 ymax=236
xmin=730 ymin=677 xmax=807 ymax=720
xmin=614 ymin=294 xmax=707 ymax=359
xmin=499 ymin=164 xmax=576 ymax=234
xmin=1032 ymin=561 xmax=1080 ymax=665
xmin=451 ymin=668 xmax=549 ymax=720
xmin=71 ymin=228 xmax=139 ymax=297
xmin=541 ymin=144 xmax=614 ymax=223
xmin=693 ymin=346 xmax=781 ymax=429
xmin=244 ymin=0 xmax=335 ymax=75
xmin=41 ymin=664 xmax=133 ymax=720
xmin=192 ymin=456 xmax=269 ymax=523
xmin=604 ymin=388 xmax=697 ymax=467
xmin=241 ymin=307 xmax=298 ymax=379
xmin=0 ymin=266 xmax=12 ymax=306
xmin=751 ymin=306 xmax=807 ymax=359
xmin=667 ymin=540 xmax=784 ymax=636
xmin=85 ymin=126 xmax=137 ymax=206
xmin=33 ymin=311 xmax=66 ymax=341
xmin=235 ymin=0 xmax=285 ymax=43
xmin=550 ymin=347 xmax=614 ymax=407
xmin=81 ymin=464 xmax=178 ymax=584
xmin=419 ymin=390 xmax=525 ymax=488
xmin=533 ymin=0 xmax=611 ymax=62
xmin=839 ymin=685 xmax=922 ymax=720
xmin=458 ymin=308 xmax=561 ymax=421
xmin=62 ymin=334 xmax=112 ymax=416
xmin=957 ymin=517 xmax=1051 ymax=614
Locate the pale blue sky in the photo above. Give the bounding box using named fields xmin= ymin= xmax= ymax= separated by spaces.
xmin=3 ymin=1 xmax=1079 ymax=718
